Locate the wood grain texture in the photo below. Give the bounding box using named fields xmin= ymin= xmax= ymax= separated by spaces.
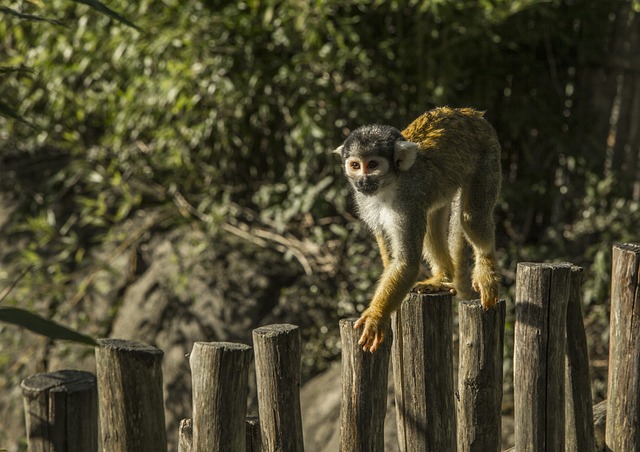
xmin=564 ymin=265 xmax=596 ymax=452
xmin=457 ymin=299 xmax=506 ymax=452
xmin=606 ymin=243 xmax=640 ymax=451
xmin=190 ymin=341 xmax=252 ymax=452
xmin=246 ymin=415 xmax=261 ymax=452
xmin=514 ymin=263 xmax=571 ymax=452
xmin=391 ymin=292 xmax=456 ymax=452
xmin=178 ymin=418 xmax=193 ymax=452
xmin=95 ymin=338 xmax=167 ymax=452
xmin=339 ymin=317 xmax=391 ymax=452
xmin=21 ymin=370 xmax=98 ymax=452
xmin=253 ymin=324 xmax=304 ymax=452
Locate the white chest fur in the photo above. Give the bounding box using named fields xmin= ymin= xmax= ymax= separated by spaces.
xmin=355 ymin=185 xmax=399 ymax=235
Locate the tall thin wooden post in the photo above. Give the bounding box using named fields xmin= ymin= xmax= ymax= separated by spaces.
xmin=253 ymin=324 xmax=304 ymax=451
xmin=95 ymin=339 xmax=167 ymax=452
xmin=178 ymin=419 xmax=193 ymax=452
xmin=457 ymin=299 xmax=506 ymax=452
xmin=339 ymin=317 xmax=392 ymax=452
xmin=514 ymin=263 xmax=571 ymax=452
xmin=190 ymin=341 xmax=252 ymax=452
xmin=564 ymin=265 xmax=596 ymax=452
xmin=21 ymin=370 xmax=98 ymax=452
xmin=606 ymin=243 xmax=640 ymax=450
xmin=246 ymin=416 xmax=262 ymax=452
xmin=391 ymin=292 xmax=456 ymax=452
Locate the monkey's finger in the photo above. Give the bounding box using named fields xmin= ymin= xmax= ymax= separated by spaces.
xmin=370 ymin=331 xmax=385 ymax=353
xmin=358 ymin=325 xmax=374 ymax=347
xmin=354 ymin=317 xmax=365 ymax=330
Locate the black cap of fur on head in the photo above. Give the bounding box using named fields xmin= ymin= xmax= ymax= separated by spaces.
xmin=336 ymin=124 xmax=404 ymax=160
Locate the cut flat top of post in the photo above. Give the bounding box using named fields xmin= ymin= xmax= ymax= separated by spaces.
xmin=614 ymin=243 xmax=640 ymax=253
xmin=21 ymin=370 xmax=96 ymax=394
xmin=253 ymin=324 xmax=298 ymax=338
xmin=192 ymin=341 xmax=251 ymax=351
xmin=97 ymin=338 xmax=164 ymax=355
xmin=458 ymin=299 xmax=507 ymax=308
xmin=517 ymin=262 xmax=574 ymax=270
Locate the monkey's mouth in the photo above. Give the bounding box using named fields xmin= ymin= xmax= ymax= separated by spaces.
xmin=355 ymin=181 xmax=380 ymax=195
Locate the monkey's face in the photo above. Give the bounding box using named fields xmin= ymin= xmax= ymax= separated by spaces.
xmin=343 ymin=155 xmax=391 ymax=195
xmin=334 ymin=124 xmax=419 ymax=196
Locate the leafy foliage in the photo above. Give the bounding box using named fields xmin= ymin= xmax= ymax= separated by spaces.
xmin=0 ymin=0 xmax=637 ymax=326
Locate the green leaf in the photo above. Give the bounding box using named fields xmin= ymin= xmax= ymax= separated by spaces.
xmin=0 ymin=307 xmax=97 ymax=346
xmin=72 ymin=0 xmax=142 ymax=32
xmin=0 ymin=6 xmax=66 ymax=26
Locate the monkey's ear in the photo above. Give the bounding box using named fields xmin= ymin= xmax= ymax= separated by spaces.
xmin=332 ymin=145 xmax=344 ymax=156
xmin=394 ymin=140 xmax=419 ymax=171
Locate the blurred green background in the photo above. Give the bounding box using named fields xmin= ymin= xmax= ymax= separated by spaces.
xmin=1 ymin=0 xmax=639 ymax=447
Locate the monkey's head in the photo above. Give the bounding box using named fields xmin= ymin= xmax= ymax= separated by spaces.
xmin=333 ymin=124 xmax=419 ymax=196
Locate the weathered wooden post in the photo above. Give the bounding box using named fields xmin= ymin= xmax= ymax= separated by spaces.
xmin=178 ymin=418 xmax=193 ymax=452
xmin=606 ymin=243 xmax=640 ymax=450
xmin=190 ymin=341 xmax=252 ymax=452
xmin=391 ymin=292 xmax=457 ymax=451
xmin=564 ymin=265 xmax=596 ymax=452
xmin=457 ymin=299 xmax=506 ymax=452
xmin=339 ymin=317 xmax=392 ymax=452
xmin=95 ymin=339 xmax=167 ymax=452
xmin=514 ymin=263 xmax=571 ymax=452
xmin=253 ymin=324 xmax=304 ymax=451
xmin=21 ymin=370 xmax=98 ymax=452
xmin=246 ymin=415 xmax=262 ymax=452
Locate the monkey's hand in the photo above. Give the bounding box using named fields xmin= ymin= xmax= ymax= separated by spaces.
xmin=353 ymin=309 xmax=389 ymax=353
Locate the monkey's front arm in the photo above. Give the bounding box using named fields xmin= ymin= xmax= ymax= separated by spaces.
xmin=354 ymin=260 xmax=420 ymax=352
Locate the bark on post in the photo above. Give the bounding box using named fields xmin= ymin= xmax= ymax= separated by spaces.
xmin=391 ymin=292 xmax=456 ymax=452
xmin=514 ymin=263 xmax=571 ymax=452
xmin=457 ymin=299 xmax=506 ymax=452
xmin=564 ymin=265 xmax=596 ymax=452
xmin=339 ymin=317 xmax=392 ymax=452
xmin=253 ymin=324 xmax=304 ymax=451
xmin=606 ymin=243 xmax=640 ymax=451
xmin=178 ymin=418 xmax=193 ymax=452
xmin=190 ymin=341 xmax=252 ymax=452
xmin=95 ymin=339 xmax=167 ymax=452
xmin=21 ymin=370 xmax=98 ymax=452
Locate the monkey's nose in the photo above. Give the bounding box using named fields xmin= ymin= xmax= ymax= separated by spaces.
xmin=355 ymin=179 xmax=379 ymax=195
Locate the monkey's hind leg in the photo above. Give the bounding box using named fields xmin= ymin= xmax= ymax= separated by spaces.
xmin=413 ymin=205 xmax=457 ymax=295
xmin=461 ymin=183 xmax=500 ymax=309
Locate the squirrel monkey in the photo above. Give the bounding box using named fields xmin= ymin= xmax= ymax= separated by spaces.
xmin=334 ymin=107 xmax=501 ymax=352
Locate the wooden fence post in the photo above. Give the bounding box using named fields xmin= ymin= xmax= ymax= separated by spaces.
xmin=391 ymin=292 xmax=456 ymax=452
xmin=178 ymin=419 xmax=193 ymax=452
xmin=606 ymin=243 xmax=640 ymax=450
xmin=564 ymin=265 xmax=596 ymax=452
xmin=253 ymin=324 xmax=304 ymax=451
xmin=457 ymin=299 xmax=506 ymax=452
xmin=190 ymin=341 xmax=252 ymax=452
xmin=514 ymin=263 xmax=571 ymax=452
xmin=95 ymin=339 xmax=167 ymax=452
xmin=246 ymin=415 xmax=262 ymax=452
xmin=21 ymin=370 xmax=98 ymax=452
xmin=339 ymin=317 xmax=392 ymax=452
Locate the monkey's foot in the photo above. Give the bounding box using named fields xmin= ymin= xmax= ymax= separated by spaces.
xmin=472 ymin=256 xmax=500 ymax=309
xmin=353 ymin=309 xmax=389 ymax=353
xmin=413 ymin=274 xmax=457 ymax=296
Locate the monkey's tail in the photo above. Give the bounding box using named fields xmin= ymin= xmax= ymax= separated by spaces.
xmin=449 ymin=191 xmax=475 ymax=300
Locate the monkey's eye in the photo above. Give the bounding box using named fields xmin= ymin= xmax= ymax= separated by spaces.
xmin=350 ymin=161 xmax=361 ymax=170
xmin=367 ymin=160 xmax=378 ymax=170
